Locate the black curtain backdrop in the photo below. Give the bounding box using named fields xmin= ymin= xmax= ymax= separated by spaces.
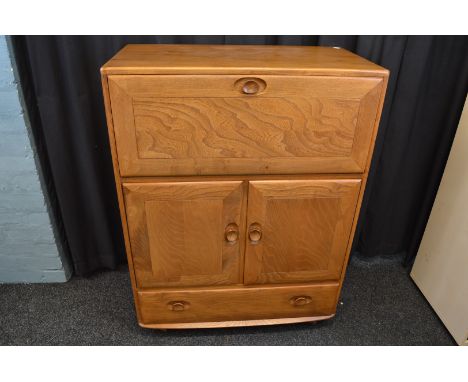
xmin=12 ymin=36 xmax=468 ymax=276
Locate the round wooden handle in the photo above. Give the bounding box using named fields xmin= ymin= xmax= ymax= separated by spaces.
xmin=225 ymin=223 xmax=239 ymax=243
xmin=248 ymin=223 xmax=262 ymax=243
xmin=290 ymin=296 xmax=312 ymax=306
xmin=242 ymin=80 xmax=260 ymax=95
xmin=167 ymin=301 xmax=190 ymax=311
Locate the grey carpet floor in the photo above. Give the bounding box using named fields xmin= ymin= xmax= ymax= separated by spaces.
xmin=0 ymin=255 xmax=455 ymax=345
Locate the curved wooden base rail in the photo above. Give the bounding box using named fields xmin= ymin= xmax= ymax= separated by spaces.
xmin=140 ymin=316 xmax=335 ymax=330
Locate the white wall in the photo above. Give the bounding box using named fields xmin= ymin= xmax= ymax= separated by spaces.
xmin=411 ymin=98 xmax=468 ymax=345
xmin=0 ymin=36 xmax=71 ymax=282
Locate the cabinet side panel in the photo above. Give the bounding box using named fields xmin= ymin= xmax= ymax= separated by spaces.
xmin=332 ymin=75 xmax=389 ymax=309
xmin=101 ymin=73 xmax=142 ymax=322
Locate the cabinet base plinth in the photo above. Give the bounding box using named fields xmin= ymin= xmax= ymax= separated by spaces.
xmin=138 ymin=314 xmax=335 ymax=330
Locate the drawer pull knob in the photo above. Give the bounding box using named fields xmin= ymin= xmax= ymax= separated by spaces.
xmin=225 ymin=223 xmax=239 ymax=244
xmin=290 ymin=296 xmax=312 ymax=306
xmin=167 ymin=301 xmax=190 ymax=311
xmin=248 ymin=223 xmax=262 ymax=243
xmin=242 ymin=80 xmax=260 ymax=95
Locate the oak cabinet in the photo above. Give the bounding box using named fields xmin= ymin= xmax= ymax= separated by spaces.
xmin=101 ymin=44 xmax=388 ymax=329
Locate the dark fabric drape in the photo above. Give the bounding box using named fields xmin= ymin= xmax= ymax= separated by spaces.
xmin=12 ymin=36 xmax=468 ymax=276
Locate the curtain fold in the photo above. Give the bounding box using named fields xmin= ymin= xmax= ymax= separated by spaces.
xmin=11 ymin=36 xmax=468 ymax=276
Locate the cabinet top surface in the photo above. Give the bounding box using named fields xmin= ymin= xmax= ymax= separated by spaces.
xmin=101 ymin=44 xmax=388 ymax=76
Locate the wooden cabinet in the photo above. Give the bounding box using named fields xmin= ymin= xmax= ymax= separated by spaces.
xmin=101 ymin=44 xmax=388 ymax=329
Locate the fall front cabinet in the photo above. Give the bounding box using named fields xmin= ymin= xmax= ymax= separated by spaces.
xmin=102 ymin=45 xmax=388 ymax=328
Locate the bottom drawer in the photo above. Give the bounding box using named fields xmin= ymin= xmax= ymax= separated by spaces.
xmin=137 ymin=283 xmax=339 ymax=328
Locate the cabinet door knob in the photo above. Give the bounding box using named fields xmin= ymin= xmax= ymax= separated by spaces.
xmin=167 ymin=301 xmax=190 ymax=311
xmin=248 ymin=223 xmax=262 ymax=243
xmin=290 ymin=296 xmax=312 ymax=306
xmin=225 ymin=223 xmax=239 ymax=244
xmin=242 ymin=80 xmax=260 ymax=95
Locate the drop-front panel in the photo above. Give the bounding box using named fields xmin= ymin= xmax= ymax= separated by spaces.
xmin=101 ymin=44 xmax=388 ymax=329
xmin=109 ymin=75 xmax=383 ymax=176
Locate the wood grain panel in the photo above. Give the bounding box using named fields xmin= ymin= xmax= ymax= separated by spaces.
xmin=244 ymin=179 xmax=361 ymax=284
xmin=146 ymin=199 xmax=223 ymax=281
xmin=123 ymin=181 xmax=247 ymax=288
xmin=137 ymin=282 xmax=339 ymax=326
xmin=101 ymin=44 xmax=389 ymax=77
xmin=108 ymin=75 xmax=383 ymax=176
xmin=133 ymin=97 xmax=359 ymax=159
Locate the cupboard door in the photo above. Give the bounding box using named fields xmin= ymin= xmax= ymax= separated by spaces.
xmin=123 ymin=181 xmax=246 ymax=288
xmin=244 ymin=179 xmax=361 ymax=284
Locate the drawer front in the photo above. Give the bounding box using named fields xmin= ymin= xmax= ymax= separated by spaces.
xmin=137 ymin=283 xmax=339 ymax=325
xmin=109 ymin=75 xmax=383 ymax=176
